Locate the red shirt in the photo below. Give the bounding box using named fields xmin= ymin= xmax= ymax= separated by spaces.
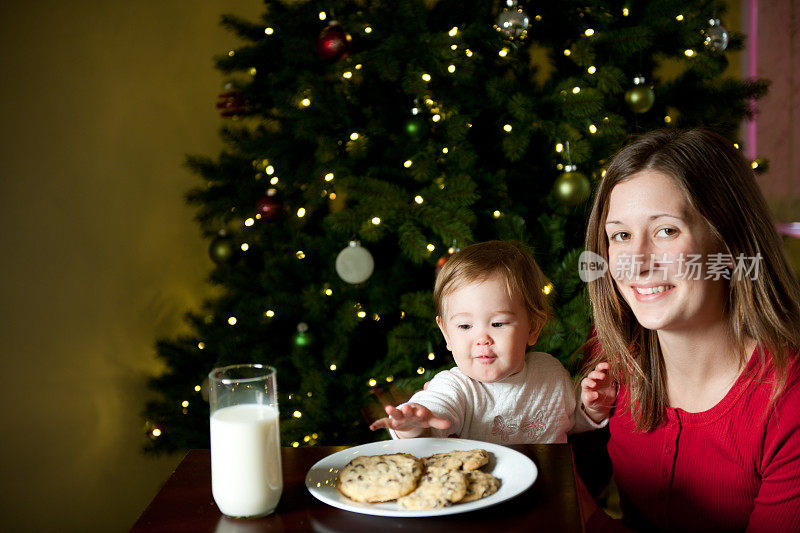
xmin=608 ymin=351 xmax=800 ymax=532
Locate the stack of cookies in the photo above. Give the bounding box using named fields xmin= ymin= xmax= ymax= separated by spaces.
xmin=335 ymin=449 xmax=501 ymax=510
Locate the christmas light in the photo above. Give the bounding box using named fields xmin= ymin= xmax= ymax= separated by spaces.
xmin=556 ymin=143 xmax=564 ymax=152
xmin=228 ymin=50 xmax=235 ymax=57
xmin=342 ymin=71 xmax=352 ymax=79
xmin=585 ymin=28 xmax=595 ymax=36
xmin=198 ymin=342 xmax=205 ymax=350
xmin=373 ymin=313 xmax=380 ymax=321
xmin=543 ymin=283 xmax=554 ymax=295
xmin=503 ymin=124 xmax=512 ymax=132
xmin=421 ymin=73 xmax=431 ymax=82
xmin=664 ymin=115 xmax=672 ymax=124
xmin=324 ymin=172 xmax=334 ymax=181
xmin=676 ymin=14 xmax=684 ymax=21
xmin=357 ymin=310 xmax=367 ymax=318
xmin=330 ymin=364 xmax=337 ymax=371
xmin=182 ymin=400 xmax=189 ymax=408
xmin=297 ymin=207 xmax=306 ymax=217
xmin=427 ymin=243 xmax=436 ymax=252
xmin=572 ymin=86 xmax=581 ymax=94
xmin=404 ymin=160 xmax=413 ymax=168
xmin=240 ymin=243 xmax=249 ymax=251
xmin=245 ymin=218 xmax=255 ymax=226
xmin=465 ymin=49 xmax=473 ymax=57
xmin=364 ymin=26 xmax=372 ymax=33
xmin=448 ymin=64 xmax=456 ymax=73
xmin=228 ymin=317 xmax=237 ymax=325
xmin=350 ymin=132 xmax=359 ymax=140
xmin=563 ymin=49 xmax=571 ymax=56
xmin=417 ymin=367 xmax=425 ymax=374
xmin=442 ymin=147 xmax=449 ymax=154
xmin=589 ymin=124 xmax=597 ymax=134
xmin=368 ymin=378 xmax=377 ymax=386
xmin=265 ymin=165 xmax=274 ymax=175
xmin=296 ymin=250 xmax=306 ymax=259
xmin=622 ymin=8 xmax=630 ymax=16
xmin=318 ymin=11 xmax=326 ymax=20
xmin=324 ymin=288 xmax=333 ymax=296
xmin=414 ymin=195 xmax=424 ymax=204
xmin=371 ymin=217 xmax=381 ymax=225
xmin=449 ymin=26 xmax=458 ymax=36
xmin=265 ymin=309 xmax=275 ymax=317
xmin=304 ymin=435 xmax=311 ymax=442
xmin=432 ymin=114 xmax=441 ymax=122
xmin=292 ymin=441 xmax=299 ymax=447
xmin=587 ymin=66 xmax=596 ymax=74
xmin=428 ymin=352 xmax=435 ymax=360
xmin=293 ymin=410 xmax=302 ymax=418
xmin=355 ymin=64 xmax=362 ymax=69
xmin=386 ymin=376 xmax=394 ymax=383
xmin=249 ymin=67 xmax=257 ymax=75
xmin=270 ymin=177 xmax=279 ymax=185
xmin=499 ymin=48 xmax=509 ymax=57
xmin=493 ymin=210 xmax=502 ymax=218
xmin=194 ymin=385 xmax=201 ymax=392
xmin=751 ymin=160 xmax=759 ymax=169
xmin=451 ymin=44 xmax=457 ymax=50
xmin=152 ymin=428 xmax=161 ymax=437
xmin=684 ymin=49 xmax=695 ymax=57
xmin=265 ymin=27 xmax=274 ymax=35
xmin=307 ymin=392 xmax=313 ymax=397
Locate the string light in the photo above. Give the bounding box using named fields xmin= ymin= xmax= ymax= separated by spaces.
xmin=265 ymin=309 xmax=275 ymax=317
xmin=371 ymin=217 xmax=381 ymax=225
xmin=421 ymin=73 xmax=431 ymax=82
xmin=350 ymin=132 xmax=359 ymax=140
xmin=249 ymin=67 xmax=257 ymax=76
xmin=587 ymin=66 xmax=596 ymax=74
xmin=584 ymin=28 xmax=595 ymax=37
xmin=244 ymin=218 xmax=255 ymax=226
xmin=293 ymin=410 xmax=302 ymax=418
xmin=152 ymin=428 xmax=161 ymax=437
xmin=194 ymin=385 xmax=202 ymax=392
xmin=622 ymin=8 xmax=630 ymax=16
xmin=296 ymin=250 xmax=306 ymax=259
xmin=432 ymin=114 xmax=441 ymax=122
xmin=228 ymin=317 xmax=237 ymax=325
xmin=342 ymin=71 xmax=352 ymax=79
xmin=442 ymin=147 xmax=449 ymax=154
xmin=589 ymin=124 xmax=597 ymax=134
xmin=364 ymin=26 xmax=372 ymax=33
xmin=292 ymin=441 xmax=299 ymax=447
xmin=368 ymin=378 xmax=377 ymax=387
xmin=449 ymin=26 xmax=458 ymax=36
xmin=503 ymin=124 xmax=512 ymax=132
xmin=297 ymin=207 xmax=306 ymax=218
xmin=404 ymin=160 xmax=413 ymax=168
xmin=266 ymin=165 xmax=274 ymax=175
xmin=556 ymin=143 xmax=564 ymax=152
xmin=664 ymin=115 xmax=672 ymax=124
xmin=386 ymin=376 xmax=394 ymax=383
xmin=572 ymin=86 xmax=581 ymax=94
xmin=324 ymin=172 xmax=334 ymax=181
xmin=563 ymin=49 xmax=571 ymax=56
xmin=197 ymin=342 xmax=205 ymax=350
xmin=493 ymin=210 xmax=502 ymax=218
xmin=498 ymin=48 xmax=509 ymax=57
xmin=265 ymin=27 xmax=274 ymax=35
xmin=330 ymin=364 xmax=337 ymax=371
xmin=543 ymin=283 xmax=554 ymax=295
xmin=318 ymin=11 xmax=326 ymax=20
xmin=684 ymin=49 xmax=695 ymax=57
xmin=448 ymin=64 xmax=456 ymax=73
xmin=676 ymin=14 xmax=684 ymax=21
xmin=181 ymin=401 xmax=189 ymax=408
xmin=414 ymin=195 xmax=424 ymax=204
xmin=428 ymin=352 xmax=435 ymax=360
xmin=417 ymin=367 xmax=425 ymax=374
xmin=357 ymin=310 xmax=367 ymax=318
xmin=426 ymin=243 xmax=436 ymax=252
xmin=301 ymin=98 xmax=311 ymax=107
xmin=324 ymin=288 xmax=333 ymax=296
xmin=228 ymin=50 xmax=235 ymax=57
xmin=465 ymin=49 xmax=473 ymax=57
xmin=270 ymin=176 xmax=279 ymax=185
xmin=240 ymin=243 xmax=249 ymax=251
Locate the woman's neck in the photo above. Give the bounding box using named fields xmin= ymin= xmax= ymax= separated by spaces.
xmin=657 ymin=322 xmax=754 ymax=412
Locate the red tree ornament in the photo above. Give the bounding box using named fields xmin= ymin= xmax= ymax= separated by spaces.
xmin=256 ymin=194 xmax=282 ymax=221
xmin=216 ymin=91 xmax=249 ymax=118
xmin=317 ymin=22 xmax=352 ymax=62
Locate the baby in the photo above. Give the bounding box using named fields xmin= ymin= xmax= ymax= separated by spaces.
xmin=370 ymin=240 xmax=603 ymax=443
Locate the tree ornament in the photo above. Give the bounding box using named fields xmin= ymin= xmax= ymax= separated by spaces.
xmin=335 ymin=241 xmax=374 ymax=284
xmin=495 ymin=0 xmax=530 ymax=40
xmin=293 ymin=322 xmax=312 ymax=347
xmin=216 ymin=91 xmax=248 ymax=118
xmin=553 ymin=165 xmax=591 ymax=206
xmin=625 ymin=76 xmax=655 ymax=114
xmin=256 ymin=189 xmax=282 ymax=221
xmin=435 ymin=245 xmax=460 ymax=276
xmin=209 ymin=233 xmax=238 ymax=265
xmin=317 ymin=21 xmax=352 ymax=62
xmin=703 ymin=19 xmax=729 ymax=52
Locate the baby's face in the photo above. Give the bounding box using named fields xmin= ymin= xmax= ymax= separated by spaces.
xmin=437 ymin=274 xmax=539 ymax=382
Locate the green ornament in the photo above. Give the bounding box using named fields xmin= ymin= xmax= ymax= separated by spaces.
xmin=294 ymin=322 xmax=312 ymax=347
xmin=405 ymin=116 xmax=427 ymax=138
xmin=553 ymin=170 xmax=591 ymax=206
xmin=209 ymin=234 xmax=237 ymax=265
xmin=625 ymin=84 xmax=655 ymax=114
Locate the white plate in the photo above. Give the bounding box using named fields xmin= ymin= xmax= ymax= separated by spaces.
xmin=305 ymin=438 xmax=537 ymax=517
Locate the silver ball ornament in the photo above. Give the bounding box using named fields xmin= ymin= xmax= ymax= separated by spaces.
xmin=703 ymin=19 xmax=729 ymax=52
xmin=335 ymin=241 xmax=375 ymax=284
xmin=496 ymin=4 xmax=530 ymax=40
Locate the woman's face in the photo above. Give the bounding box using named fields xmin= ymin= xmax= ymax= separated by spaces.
xmin=604 ymin=170 xmax=729 ymax=333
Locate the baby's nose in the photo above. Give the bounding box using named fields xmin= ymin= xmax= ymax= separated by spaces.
xmin=475 ymin=332 xmax=493 ymax=345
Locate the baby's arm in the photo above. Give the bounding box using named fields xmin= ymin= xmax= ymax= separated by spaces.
xmin=369 ymin=403 xmax=452 ymax=438
xmin=580 ymin=362 xmax=616 ymax=423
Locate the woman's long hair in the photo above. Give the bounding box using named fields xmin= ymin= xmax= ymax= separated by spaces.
xmin=585 ymin=128 xmax=800 ymax=431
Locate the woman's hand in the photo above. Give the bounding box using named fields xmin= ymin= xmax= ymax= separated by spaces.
xmin=581 ymin=362 xmax=617 ymax=424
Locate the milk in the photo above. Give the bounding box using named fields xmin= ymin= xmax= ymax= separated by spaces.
xmin=210 ymin=404 xmax=282 ymax=517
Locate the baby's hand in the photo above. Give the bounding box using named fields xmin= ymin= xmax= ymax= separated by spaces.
xmin=369 ymin=403 xmax=451 ymax=438
xmin=580 ymin=362 xmax=616 ymax=424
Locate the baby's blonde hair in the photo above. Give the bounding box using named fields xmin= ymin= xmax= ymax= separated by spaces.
xmin=434 ymin=241 xmax=550 ymax=330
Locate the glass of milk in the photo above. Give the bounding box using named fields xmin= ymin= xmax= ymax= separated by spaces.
xmin=209 ymin=364 xmax=282 ymax=518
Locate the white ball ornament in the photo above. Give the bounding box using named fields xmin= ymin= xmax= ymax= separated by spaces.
xmin=335 ymin=241 xmax=375 ymax=284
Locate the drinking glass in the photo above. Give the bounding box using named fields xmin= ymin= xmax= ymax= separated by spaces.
xmin=209 ymin=364 xmax=282 ymax=518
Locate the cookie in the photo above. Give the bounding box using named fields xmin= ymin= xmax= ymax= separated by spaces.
xmin=336 ymin=453 xmax=423 ymax=503
xmin=397 ymin=467 xmax=468 ymax=510
xmin=422 ymin=449 xmax=490 ymax=471
xmin=461 ymin=470 xmax=502 ymax=502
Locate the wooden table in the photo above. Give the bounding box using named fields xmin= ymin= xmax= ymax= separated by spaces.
xmin=131 ymin=444 xmax=584 ymax=532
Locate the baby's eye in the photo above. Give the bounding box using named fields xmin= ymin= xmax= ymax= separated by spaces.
xmin=656 ymin=227 xmax=679 ymax=238
xmin=457 ymin=324 xmax=471 ymax=330
xmin=610 ymin=231 xmax=630 ymax=242
xmin=491 ymin=322 xmax=506 ymax=328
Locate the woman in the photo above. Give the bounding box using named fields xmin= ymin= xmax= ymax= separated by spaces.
xmin=579 ymin=128 xmax=800 ymax=532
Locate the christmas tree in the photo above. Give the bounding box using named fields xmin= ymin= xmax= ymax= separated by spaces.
xmin=143 ymin=0 xmax=767 ymax=453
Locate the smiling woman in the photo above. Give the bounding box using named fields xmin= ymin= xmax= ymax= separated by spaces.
xmin=581 ymin=129 xmax=800 ymax=532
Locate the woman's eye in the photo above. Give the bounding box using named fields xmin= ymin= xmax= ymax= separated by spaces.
xmin=610 ymin=231 xmax=630 ymax=242
xmin=656 ymin=227 xmax=678 ymax=237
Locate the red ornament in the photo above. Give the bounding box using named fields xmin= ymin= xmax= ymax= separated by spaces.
xmin=317 ymin=22 xmax=352 ymax=62
xmin=216 ymin=91 xmax=249 ymax=118
xmin=256 ymin=194 xmax=282 ymax=221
